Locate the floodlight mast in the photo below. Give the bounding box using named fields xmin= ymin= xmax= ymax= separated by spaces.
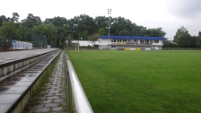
xmin=108 ymin=9 xmax=112 ymax=43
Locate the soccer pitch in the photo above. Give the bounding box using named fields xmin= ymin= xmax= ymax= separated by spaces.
xmin=68 ymin=50 xmax=201 ymax=113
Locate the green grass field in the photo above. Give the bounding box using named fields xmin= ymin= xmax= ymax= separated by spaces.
xmin=68 ymin=50 xmax=201 ymax=113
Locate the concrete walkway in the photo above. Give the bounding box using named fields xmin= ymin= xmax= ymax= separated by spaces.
xmin=0 ymin=49 xmax=55 ymax=63
xmin=28 ymin=51 xmax=68 ymax=113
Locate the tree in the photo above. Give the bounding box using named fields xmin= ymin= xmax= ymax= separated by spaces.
xmin=0 ymin=21 xmax=17 ymax=39
xmin=198 ymin=31 xmax=201 ymax=47
xmin=97 ymin=27 xmax=106 ymax=35
xmin=88 ymin=33 xmax=100 ymax=49
xmin=110 ymin=17 xmax=133 ymax=36
xmin=17 ymin=25 xmax=32 ymax=41
xmin=199 ymin=31 xmax=201 ymax=36
xmin=68 ymin=14 xmax=97 ymax=40
xmin=95 ymin=16 xmax=108 ymax=35
xmin=174 ymin=26 xmax=197 ymax=47
xmin=0 ymin=15 xmax=8 ymax=27
xmin=22 ymin=13 xmax=42 ymax=28
xmin=190 ymin=36 xmax=198 ymax=47
xmin=55 ymin=25 xmax=69 ymax=49
xmin=48 ymin=17 xmax=69 ymax=48
xmin=134 ymin=25 xmax=147 ymax=36
xmin=145 ymin=28 xmax=166 ymax=37
xmin=119 ymin=29 xmax=130 ymax=36
xmin=51 ymin=16 xmax=68 ymax=27
xmin=11 ymin=12 xmax=20 ymax=23
xmin=0 ymin=13 xmax=172 ymax=49
xmin=163 ymin=40 xmax=176 ymax=47
xmin=32 ymin=23 xmax=57 ymax=47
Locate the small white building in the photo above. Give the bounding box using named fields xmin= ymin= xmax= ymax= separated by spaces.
xmin=95 ymin=35 xmax=165 ymax=50
xmin=70 ymin=40 xmax=94 ymax=47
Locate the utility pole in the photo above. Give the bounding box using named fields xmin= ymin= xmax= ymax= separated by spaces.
xmin=108 ymin=9 xmax=112 ymax=47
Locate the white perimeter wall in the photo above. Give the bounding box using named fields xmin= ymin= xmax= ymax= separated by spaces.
xmin=71 ymin=40 xmax=94 ymax=46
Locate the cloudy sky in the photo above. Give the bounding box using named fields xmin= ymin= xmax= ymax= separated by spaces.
xmin=0 ymin=0 xmax=201 ymax=40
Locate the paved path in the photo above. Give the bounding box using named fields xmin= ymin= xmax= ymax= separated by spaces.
xmin=0 ymin=49 xmax=56 ymax=63
xmin=28 ymin=51 xmax=68 ymax=113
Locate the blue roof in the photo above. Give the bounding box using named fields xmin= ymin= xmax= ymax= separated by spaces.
xmin=100 ymin=35 xmax=165 ymax=40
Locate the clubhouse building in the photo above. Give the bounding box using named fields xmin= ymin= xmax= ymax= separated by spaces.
xmin=95 ymin=35 xmax=165 ymax=50
xmin=69 ymin=35 xmax=165 ymax=50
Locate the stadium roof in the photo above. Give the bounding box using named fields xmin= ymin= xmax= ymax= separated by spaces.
xmin=100 ymin=35 xmax=165 ymax=40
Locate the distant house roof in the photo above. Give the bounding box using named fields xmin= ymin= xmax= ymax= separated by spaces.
xmin=100 ymin=35 xmax=165 ymax=40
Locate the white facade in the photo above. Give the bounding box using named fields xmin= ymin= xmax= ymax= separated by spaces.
xmin=70 ymin=40 xmax=94 ymax=47
xmin=11 ymin=40 xmax=33 ymax=50
xmin=69 ymin=36 xmax=165 ymax=50
xmin=95 ymin=37 xmax=164 ymax=50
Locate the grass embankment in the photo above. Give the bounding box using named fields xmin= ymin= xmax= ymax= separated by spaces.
xmin=68 ymin=50 xmax=201 ymax=113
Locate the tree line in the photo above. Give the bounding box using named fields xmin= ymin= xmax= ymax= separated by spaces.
xmin=172 ymin=26 xmax=201 ymax=48
xmin=0 ymin=12 xmax=166 ymax=48
xmin=0 ymin=12 xmax=200 ymax=48
xmin=163 ymin=26 xmax=201 ymax=48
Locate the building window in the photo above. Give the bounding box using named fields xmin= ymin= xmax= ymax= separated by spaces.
xmin=140 ymin=40 xmax=144 ymax=43
xmin=123 ymin=39 xmax=127 ymax=42
xmin=154 ymin=40 xmax=159 ymax=43
xmin=117 ymin=39 xmax=121 ymax=42
xmin=111 ymin=46 xmax=116 ymax=48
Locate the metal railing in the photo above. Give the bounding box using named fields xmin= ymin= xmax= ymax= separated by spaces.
xmin=65 ymin=51 xmax=94 ymax=113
